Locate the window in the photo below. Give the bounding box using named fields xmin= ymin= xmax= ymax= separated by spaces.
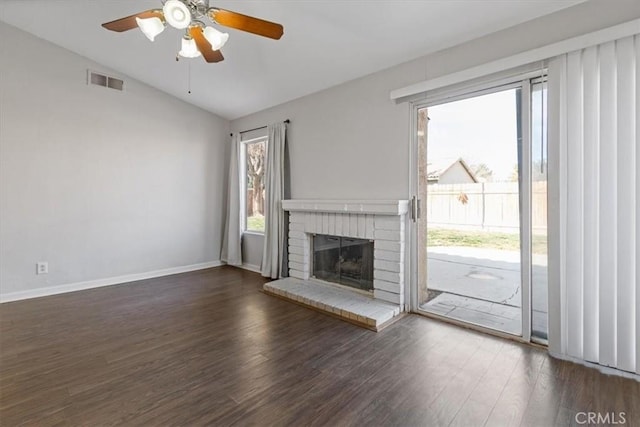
xmin=244 ymin=137 xmax=266 ymax=233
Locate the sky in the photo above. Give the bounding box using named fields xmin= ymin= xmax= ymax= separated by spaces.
xmin=426 ymin=89 xmax=519 ymax=182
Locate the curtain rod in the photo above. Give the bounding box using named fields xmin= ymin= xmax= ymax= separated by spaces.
xmin=230 ymin=119 xmax=290 ymax=137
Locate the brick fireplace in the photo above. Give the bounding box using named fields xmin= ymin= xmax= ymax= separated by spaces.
xmin=264 ymin=200 xmax=409 ymax=330
xmin=282 ymin=200 xmax=409 ymax=306
xmin=263 ymin=200 xmax=409 ymax=329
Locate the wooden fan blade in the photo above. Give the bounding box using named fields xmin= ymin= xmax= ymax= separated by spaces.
xmin=209 ymin=8 xmax=283 ymax=40
xmin=188 ymin=27 xmax=225 ymax=63
xmin=102 ymin=10 xmax=163 ymax=32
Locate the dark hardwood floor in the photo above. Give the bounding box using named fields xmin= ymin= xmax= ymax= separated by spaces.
xmin=1 ymin=266 xmax=638 ymax=426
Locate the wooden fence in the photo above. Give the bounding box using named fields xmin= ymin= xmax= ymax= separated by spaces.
xmin=426 ymin=182 xmax=547 ymax=234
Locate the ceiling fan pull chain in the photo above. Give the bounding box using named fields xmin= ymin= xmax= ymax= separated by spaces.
xmin=188 ymin=60 xmax=192 ymax=94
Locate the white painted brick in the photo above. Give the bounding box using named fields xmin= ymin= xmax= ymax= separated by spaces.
xmin=288 ymin=238 xmax=305 ymax=248
xmin=375 ymin=259 xmax=403 ymax=273
xmin=374 ymin=229 xmax=404 ymax=242
xmin=289 ymin=270 xmax=307 ymax=280
xmin=328 ymin=213 xmax=335 ymax=235
xmin=305 ymin=213 xmax=316 ymax=233
xmin=375 ymin=240 xmax=402 ymax=252
xmin=374 ymin=309 xmax=394 ymax=325
xmin=342 ymin=214 xmax=350 ymax=236
xmin=357 ymin=216 xmax=366 ymax=239
xmin=289 ymin=254 xmax=308 ymax=264
xmin=334 ymin=214 xmax=342 ymax=236
xmin=290 ymin=222 xmax=305 ymax=231
xmin=283 ymin=211 xmax=411 ymax=311
xmin=289 ymin=245 xmax=307 ymax=256
xmin=375 ymin=218 xmax=403 ymax=231
xmin=349 ymin=215 xmax=358 ymax=237
xmin=365 ymin=215 xmax=375 ymax=239
xmin=289 ymin=261 xmax=308 ymax=272
xmin=290 ymin=230 xmax=306 ymax=240
xmin=374 ymin=270 xmax=402 ymax=284
xmin=374 ymin=249 xmax=403 ymax=263
xmin=289 ymin=212 xmax=304 ymax=224
xmin=374 ymin=289 xmax=404 ymax=305
xmin=374 ymin=279 xmax=403 ymax=294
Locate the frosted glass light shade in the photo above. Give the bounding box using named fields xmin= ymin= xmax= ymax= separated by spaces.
xmin=163 ymin=0 xmax=191 ymax=29
xmin=135 ymin=17 xmax=165 ymax=41
xmin=203 ymin=26 xmax=229 ymax=50
xmin=179 ymin=37 xmax=201 ymax=58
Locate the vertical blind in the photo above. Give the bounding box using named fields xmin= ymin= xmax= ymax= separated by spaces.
xmin=548 ymin=34 xmax=639 ymax=374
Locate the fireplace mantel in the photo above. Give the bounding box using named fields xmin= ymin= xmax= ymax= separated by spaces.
xmin=282 ymin=199 xmax=410 ymax=216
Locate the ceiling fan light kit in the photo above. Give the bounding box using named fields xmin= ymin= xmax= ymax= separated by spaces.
xmin=203 ymin=26 xmax=229 ymax=50
xmin=163 ymin=0 xmax=192 ymax=30
xmin=135 ymin=16 xmax=165 ymax=42
xmin=179 ymin=36 xmax=202 ymax=58
xmin=102 ymin=0 xmax=284 ymax=64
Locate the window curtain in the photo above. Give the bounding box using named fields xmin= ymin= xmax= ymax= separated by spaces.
xmin=547 ymin=34 xmax=638 ymax=374
xmin=261 ymin=122 xmax=288 ymax=279
xmin=221 ymin=133 xmax=243 ymax=266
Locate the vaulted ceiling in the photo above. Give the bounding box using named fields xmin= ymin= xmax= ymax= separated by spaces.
xmin=0 ymin=0 xmax=585 ymax=119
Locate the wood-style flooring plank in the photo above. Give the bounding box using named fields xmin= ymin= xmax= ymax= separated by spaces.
xmin=1 ymin=266 xmax=638 ymax=426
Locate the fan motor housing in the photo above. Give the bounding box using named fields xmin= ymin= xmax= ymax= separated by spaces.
xmin=181 ymin=0 xmax=209 ymax=18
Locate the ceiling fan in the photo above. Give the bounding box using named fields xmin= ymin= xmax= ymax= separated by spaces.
xmin=102 ymin=0 xmax=284 ymax=63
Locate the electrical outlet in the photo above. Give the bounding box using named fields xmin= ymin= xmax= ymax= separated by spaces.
xmin=36 ymin=262 xmax=48 ymax=275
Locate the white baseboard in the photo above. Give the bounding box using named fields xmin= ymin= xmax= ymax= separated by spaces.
xmin=0 ymin=260 xmax=224 ymax=303
xmin=239 ymin=263 xmax=262 ymax=274
xmin=549 ymin=351 xmax=640 ymax=381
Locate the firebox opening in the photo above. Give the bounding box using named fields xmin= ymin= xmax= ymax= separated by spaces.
xmin=312 ymin=234 xmax=374 ymax=291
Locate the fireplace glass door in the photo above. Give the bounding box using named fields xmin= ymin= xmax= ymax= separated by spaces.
xmin=312 ymin=235 xmax=374 ymax=291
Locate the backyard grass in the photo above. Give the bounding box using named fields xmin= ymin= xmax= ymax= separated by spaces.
xmin=428 ymin=228 xmax=548 ymax=254
xmin=247 ymin=215 xmax=265 ymax=232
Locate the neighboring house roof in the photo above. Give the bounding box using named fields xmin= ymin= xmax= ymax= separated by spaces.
xmin=427 ymin=158 xmax=478 ymax=183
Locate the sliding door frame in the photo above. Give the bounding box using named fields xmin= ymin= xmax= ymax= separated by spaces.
xmin=408 ymin=73 xmax=540 ymax=343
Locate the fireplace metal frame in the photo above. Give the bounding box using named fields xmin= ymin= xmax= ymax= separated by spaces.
xmin=309 ymin=233 xmax=375 ymax=294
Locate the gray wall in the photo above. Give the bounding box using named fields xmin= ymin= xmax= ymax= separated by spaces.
xmin=230 ymin=0 xmax=640 ymax=270
xmin=0 ymin=22 xmax=229 ymax=297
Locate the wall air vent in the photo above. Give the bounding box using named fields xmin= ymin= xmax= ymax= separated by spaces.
xmin=88 ymin=70 xmax=124 ymax=91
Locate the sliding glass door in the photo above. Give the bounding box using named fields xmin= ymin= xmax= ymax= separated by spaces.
xmin=412 ymin=76 xmax=548 ymax=342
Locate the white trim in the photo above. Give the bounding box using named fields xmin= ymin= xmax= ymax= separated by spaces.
xmin=549 ymin=351 xmax=640 ymax=382
xmin=411 ymin=68 xmax=543 ymax=107
xmin=408 ymin=103 xmax=420 ymax=314
xmin=0 ymin=261 xmax=224 ymax=303
xmin=239 ymin=263 xmax=262 ymax=273
xmin=282 ymin=199 xmax=410 ymax=216
xmin=390 ymin=18 xmax=640 ymax=101
xmin=521 ymin=78 xmax=533 ymax=343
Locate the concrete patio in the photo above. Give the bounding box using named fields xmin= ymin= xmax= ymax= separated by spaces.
xmin=420 ymin=246 xmax=548 ymax=337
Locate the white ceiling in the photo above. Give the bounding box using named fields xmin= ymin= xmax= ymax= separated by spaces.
xmin=0 ymin=0 xmax=584 ymax=120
